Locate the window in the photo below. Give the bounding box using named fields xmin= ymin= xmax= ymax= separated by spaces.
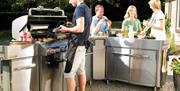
xmin=176 ymin=0 xmax=180 ymax=32
xmin=176 ymin=0 xmax=180 ymax=33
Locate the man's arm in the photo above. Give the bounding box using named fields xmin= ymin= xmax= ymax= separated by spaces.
xmin=91 ymin=18 xmax=106 ymax=34
xmin=59 ymin=17 xmax=85 ymax=33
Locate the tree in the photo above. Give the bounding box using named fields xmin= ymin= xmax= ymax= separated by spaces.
xmin=0 ymin=0 xmax=12 ymax=12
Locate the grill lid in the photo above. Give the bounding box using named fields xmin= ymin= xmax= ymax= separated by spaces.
xmin=27 ymin=6 xmax=67 ymax=41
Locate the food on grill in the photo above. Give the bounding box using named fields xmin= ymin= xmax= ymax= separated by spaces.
xmin=46 ymin=38 xmax=54 ymax=42
xmin=43 ymin=38 xmax=47 ymax=42
xmin=10 ymin=41 xmax=29 ymax=45
xmin=37 ymin=38 xmax=42 ymax=42
xmin=56 ymin=33 xmax=67 ymax=40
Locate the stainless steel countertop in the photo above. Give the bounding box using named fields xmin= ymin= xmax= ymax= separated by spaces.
xmin=106 ymin=37 xmax=169 ymax=50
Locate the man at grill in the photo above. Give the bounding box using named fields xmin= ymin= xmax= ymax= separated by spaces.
xmin=58 ymin=0 xmax=91 ymax=91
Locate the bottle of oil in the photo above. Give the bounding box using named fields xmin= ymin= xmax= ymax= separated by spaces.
xmin=123 ymin=26 xmax=128 ymax=37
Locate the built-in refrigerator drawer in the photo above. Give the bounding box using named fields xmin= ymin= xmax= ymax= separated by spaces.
xmin=106 ymin=47 xmax=130 ymax=82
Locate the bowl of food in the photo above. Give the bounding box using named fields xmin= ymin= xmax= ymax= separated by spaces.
xmin=144 ymin=36 xmax=156 ymax=39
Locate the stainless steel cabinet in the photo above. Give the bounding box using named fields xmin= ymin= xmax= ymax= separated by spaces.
xmin=106 ymin=47 xmax=157 ymax=86
xmin=93 ymin=39 xmax=106 ymax=80
xmin=106 ymin=37 xmax=169 ymax=88
xmin=36 ymin=44 xmax=65 ymax=91
xmin=0 ymin=45 xmax=39 ymax=91
xmin=38 ymin=56 xmax=64 ymax=91
xmin=106 ymin=48 xmax=130 ymax=82
xmin=1 ymin=57 xmax=39 ymax=91
xmin=85 ymin=46 xmax=92 ymax=81
xmin=129 ymin=49 xmax=156 ymax=86
xmin=12 ymin=58 xmax=37 ymax=91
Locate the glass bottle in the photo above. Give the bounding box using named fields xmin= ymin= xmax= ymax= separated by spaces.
xmin=128 ymin=25 xmax=134 ymax=38
xmin=124 ymin=26 xmax=128 ymax=37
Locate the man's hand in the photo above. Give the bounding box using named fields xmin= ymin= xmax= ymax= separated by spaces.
xmin=138 ymin=31 xmax=146 ymax=39
xmin=99 ymin=18 xmax=106 ymax=23
xmin=97 ymin=18 xmax=106 ymax=27
xmin=66 ymin=22 xmax=73 ymax=28
xmin=59 ymin=25 xmax=68 ymax=32
xmin=143 ymin=20 xmax=152 ymax=27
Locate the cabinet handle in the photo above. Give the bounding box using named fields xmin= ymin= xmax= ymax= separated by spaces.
xmin=0 ymin=56 xmax=4 ymax=61
xmin=13 ymin=64 xmax=36 ymax=71
xmin=85 ymin=52 xmax=93 ymax=56
xmin=112 ymin=52 xmax=149 ymax=59
xmin=131 ymin=54 xmax=149 ymax=59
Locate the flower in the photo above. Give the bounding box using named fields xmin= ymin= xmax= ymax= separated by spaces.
xmin=170 ymin=56 xmax=180 ymax=74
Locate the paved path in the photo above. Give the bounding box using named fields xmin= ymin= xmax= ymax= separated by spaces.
xmin=85 ymin=75 xmax=174 ymax=91
xmin=85 ymin=60 xmax=175 ymax=91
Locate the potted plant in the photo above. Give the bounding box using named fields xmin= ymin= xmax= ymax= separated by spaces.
xmin=170 ymin=56 xmax=180 ymax=91
xmin=165 ymin=15 xmax=171 ymax=38
xmin=165 ymin=15 xmax=180 ymax=55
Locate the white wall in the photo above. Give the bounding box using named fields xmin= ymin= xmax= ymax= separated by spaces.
xmin=165 ymin=0 xmax=180 ymax=45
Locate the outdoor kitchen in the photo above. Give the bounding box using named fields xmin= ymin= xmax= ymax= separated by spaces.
xmin=0 ymin=0 xmax=180 ymax=91
xmin=0 ymin=6 xmax=170 ymax=91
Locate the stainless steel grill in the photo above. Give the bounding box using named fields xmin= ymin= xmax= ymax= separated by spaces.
xmin=27 ymin=7 xmax=67 ymax=43
xmin=0 ymin=7 xmax=68 ymax=91
xmin=27 ymin=7 xmax=68 ymax=91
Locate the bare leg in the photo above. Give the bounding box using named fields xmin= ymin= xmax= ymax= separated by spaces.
xmin=78 ymin=73 xmax=86 ymax=91
xmin=66 ymin=78 xmax=76 ymax=91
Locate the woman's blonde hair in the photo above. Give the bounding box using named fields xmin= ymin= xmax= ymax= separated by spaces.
xmin=149 ymin=0 xmax=161 ymax=10
xmin=124 ymin=5 xmax=138 ymax=19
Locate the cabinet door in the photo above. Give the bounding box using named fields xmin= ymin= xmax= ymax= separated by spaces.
xmin=106 ymin=47 xmax=130 ymax=82
xmin=0 ymin=46 xmax=3 ymax=53
xmin=11 ymin=57 xmax=38 ymax=91
xmin=85 ymin=47 xmax=92 ymax=81
xmin=129 ymin=49 xmax=156 ymax=86
xmin=93 ymin=40 xmax=106 ymax=79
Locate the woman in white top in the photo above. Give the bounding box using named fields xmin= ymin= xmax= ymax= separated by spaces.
xmin=142 ymin=0 xmax=166 ymax=40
